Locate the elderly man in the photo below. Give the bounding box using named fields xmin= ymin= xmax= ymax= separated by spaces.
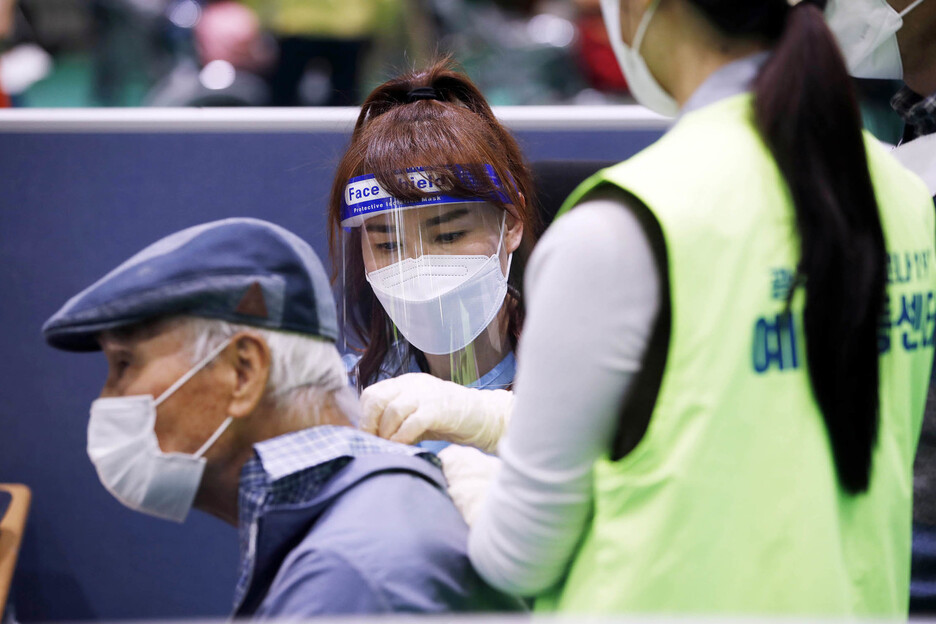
xmin=42 ymin=218 xmax=519 ymax=618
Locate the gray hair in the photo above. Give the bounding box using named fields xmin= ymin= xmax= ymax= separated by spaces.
xmin=174 ymin=316 xmax=359 ymax=426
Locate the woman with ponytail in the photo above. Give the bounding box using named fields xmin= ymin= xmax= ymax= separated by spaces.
xmin=328 ymin=59 xmax=540 ymax=452
xmin=441 ymin=0 xmax=935 ymax=615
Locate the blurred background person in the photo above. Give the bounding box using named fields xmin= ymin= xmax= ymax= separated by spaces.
xmin=4 ymin=0 xmax=596 ymax=106
xmin=145 ymin=0 xmax=275 ymax=106
xmin=572 ymin=0 xmax=629 ymax=95
xmin=240 ymin=0 xmax=402 ymax=106
xmin=7 ymin=0 xmax=924 ymax=110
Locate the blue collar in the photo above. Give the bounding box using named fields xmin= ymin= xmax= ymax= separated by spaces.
xmin=405 ymin=350 xmax=516 ymax=389
xmin=344 ymin=348 xmax=516 ymax=391
xmin=467 ymin=350 xmax=515 ymax=390
xmin=386 ymin=345 xmax=516 ymax=388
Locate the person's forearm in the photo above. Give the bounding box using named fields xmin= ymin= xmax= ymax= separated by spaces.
xmin=468 ymin=420 xmax=611 ymax=595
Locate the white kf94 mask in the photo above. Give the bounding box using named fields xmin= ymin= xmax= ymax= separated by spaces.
xmin=87 ymin=338 xmax=234 ymax=523
xmin=826 ymin=0 xmax=927 ymax=80
xmin=366 ymin=216 xmax=512 ymax=355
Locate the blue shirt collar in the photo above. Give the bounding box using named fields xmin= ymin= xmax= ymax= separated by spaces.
xmin=345 ymin=342 xmax=517 ymax=390
xmin=378 ymin=344 xmax=516 ymax=388
xmin=403 ymin=349 xmax=516 ymax=389
xmin=467 ymin=350 xmax=515 ymax=390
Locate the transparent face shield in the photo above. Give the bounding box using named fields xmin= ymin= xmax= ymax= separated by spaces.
xmin=340 ymin=167 xmax=515 ymax=386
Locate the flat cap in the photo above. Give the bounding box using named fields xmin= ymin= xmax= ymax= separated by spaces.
xmin=43 ymin=218 xmax=338 ymax=351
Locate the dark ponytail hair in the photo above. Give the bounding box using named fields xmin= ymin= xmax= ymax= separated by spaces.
xmin=327 ymin=57 xmax=539 ymax=390
xmin=689 ymin=0 xmax=886 ymax=493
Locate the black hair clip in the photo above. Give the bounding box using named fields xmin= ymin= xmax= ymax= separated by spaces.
xmin=407 ymin=86 xmax=442 ymax=103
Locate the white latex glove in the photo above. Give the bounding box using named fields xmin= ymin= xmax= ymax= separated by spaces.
xmin=359 ymin=372 xmax=513 ymax=453
xmin=438 ymin=445 xmax=501 ymax=527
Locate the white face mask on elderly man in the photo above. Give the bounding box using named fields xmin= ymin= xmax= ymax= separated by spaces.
xmin=825 ymin=0 xmax=927 ymax=80
xmin=86 ymin=338 xmax=233 ymax=523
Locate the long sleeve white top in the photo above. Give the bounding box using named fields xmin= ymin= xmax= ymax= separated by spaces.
xmin=467 ymin=196 xmax=661 ymax=596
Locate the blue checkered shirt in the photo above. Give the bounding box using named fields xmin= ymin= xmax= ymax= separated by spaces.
xmin=233 ymin=425 xmax=439 ymax=612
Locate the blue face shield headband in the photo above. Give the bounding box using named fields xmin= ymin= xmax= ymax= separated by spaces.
xmin=340 ymin=164 xmax=511 ymax=229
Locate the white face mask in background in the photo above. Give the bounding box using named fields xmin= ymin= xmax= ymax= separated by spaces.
xmin=366 ymin=216 xmax=512 ymax=355
xmin=600 ymin=0 xmax=680 ymax=117
xmin=825 ymin=0 xmax=927 ymax=80
xmin=87 ymin=338 xmax=234 ymax=523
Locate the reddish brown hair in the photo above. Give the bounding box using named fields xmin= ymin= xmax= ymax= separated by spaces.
xmin=327 ymin=58 xmax=540 ymax=389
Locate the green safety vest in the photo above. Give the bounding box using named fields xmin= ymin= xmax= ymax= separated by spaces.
xmin=536 ymin=93 xmax=936 ymax=616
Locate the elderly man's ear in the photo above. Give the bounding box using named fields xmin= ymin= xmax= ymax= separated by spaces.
xmin=224 ymin=332 xmax=272 ymax=418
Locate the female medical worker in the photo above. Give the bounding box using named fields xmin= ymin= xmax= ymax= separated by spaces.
xmin=362 ymin=0 xmax=936 ymax=615
xmin=327 ymin=60 xmax=539 ymax=450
